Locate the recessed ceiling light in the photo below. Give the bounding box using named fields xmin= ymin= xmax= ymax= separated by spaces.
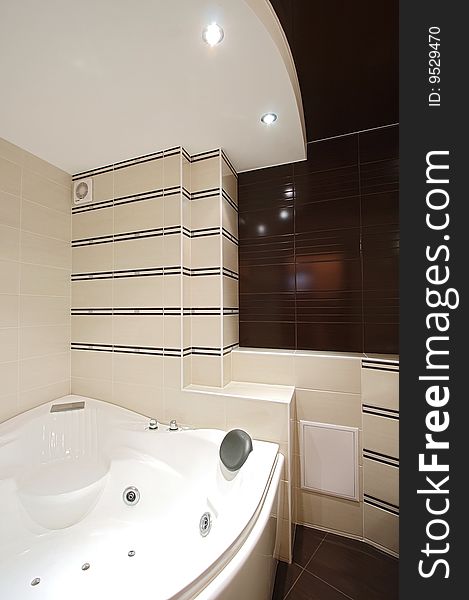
xmin=202 ymin=23 xmax=224 ymax=46
xmin=261 ymin=113 xmax=278 ymax=125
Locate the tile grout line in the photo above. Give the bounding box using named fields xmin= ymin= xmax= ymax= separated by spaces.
xmin=283 ymin=532 xmax=327 ymax=599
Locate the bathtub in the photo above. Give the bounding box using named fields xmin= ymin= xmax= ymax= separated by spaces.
xmin=0 ymin=395 xmax=283 ymax=600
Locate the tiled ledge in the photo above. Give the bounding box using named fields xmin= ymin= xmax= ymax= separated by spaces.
xmin=184 ymin=381 xmax=295 ymax=404
xmin=235 ymin=347 xmax=399 ymax=363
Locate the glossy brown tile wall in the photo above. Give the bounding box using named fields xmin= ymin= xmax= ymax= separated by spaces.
xmin=238 ymin=125 xmax=399 ymax=354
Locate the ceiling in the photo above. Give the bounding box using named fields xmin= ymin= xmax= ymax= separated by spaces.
xmin=0 ymin=0 xmax=305 ymax=174
xmin=271 ymin=0 xmax=398 ymax=141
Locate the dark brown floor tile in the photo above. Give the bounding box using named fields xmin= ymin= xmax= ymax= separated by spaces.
xmin=305 ymin=535 xmax=398 ymax=600
xmin=272 ymin=561 xmax=303 ymax=600
xmin=286 ymin=570 xmax=351 ymax=600
xmin=293 ymin=526 xmax=326 ymax=567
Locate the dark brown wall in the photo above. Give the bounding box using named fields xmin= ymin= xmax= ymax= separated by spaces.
xmin=270 ymin=0 xmax=399 ymax=141
xmin=238 ymin=125 xmax=399 ymax=354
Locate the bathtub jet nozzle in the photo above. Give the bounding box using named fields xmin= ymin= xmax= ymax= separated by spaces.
xmin=123 ymin=486 xmax=140 ymax=506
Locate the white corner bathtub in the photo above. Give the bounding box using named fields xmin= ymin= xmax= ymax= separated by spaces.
xmin=0 ymin=396 xmax=283 ymax=600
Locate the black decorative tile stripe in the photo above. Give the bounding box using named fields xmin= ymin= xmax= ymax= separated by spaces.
xmin=364 ymin=494 xmax=399 ymax=516
xmin=191 ymin=227 xmax=220 ymax=238
xmin=72 ymin=226 xmax=181 ymax=247
xmin=223 ymin=342 xmax=239 ymax=354
xmin=363 ymin=406 xmax=399 ymax=420
xmin=222 ymin=189 xmax=238 ymax=212
xmin=191 ymin=187 xmax=220 ymax=200
xmin=223 ymin=308 xmax=239 ymax=315
xmin=363 ymin=448 xmax=399 ymax=467
xmin=222 ymin=228 xmax=239 ymax=245
xmin=362 ymin=359 xmax=399 ymax=372
xmin=222 ymin=267 xmax=239 ymax=280
xmin=72 ymin=234 xmax=114 ymax=247
xmin=191 ymin=149 xmax=220 ymax=163
xmin=72 ymin=147 xmax=231 ymax=183
xmin=113 ymin=188 xmax=164 ymax=206
xmin=71 ymin=343 xmax=113 ymax=352
xmin=72 ymin=199 xmax=114 ymax=214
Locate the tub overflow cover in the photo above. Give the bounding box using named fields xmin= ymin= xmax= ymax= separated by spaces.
xmin=219 ymin=429 xmax=253 ymax=471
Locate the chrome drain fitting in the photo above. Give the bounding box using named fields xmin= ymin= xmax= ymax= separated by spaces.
xmin=31 ymin=578 xmax=40 ymax=586
xmin=128 ymin=550 xmax=136 ymax=557
xmin=123 ymin=486 xmax=140 ymax=506
xmin=81 ymin=563 xmax=90 ymax=571
xmin=199 ymin=512 xmax=212 ymax=537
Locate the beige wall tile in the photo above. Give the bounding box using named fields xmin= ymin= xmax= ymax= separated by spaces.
xmin=232 ymin=350 xmax=295 ymax=385
xmin=0 ymin=137 xmax=23 ymax=163
xmin=0 ymin=190 xmax=20 ymax=228
xmin=72 ymin=315 xmax=112 ymax=345
xmin=296 ymin=389 xmax=362 ymax=428
xmin=19 ymin=352 xmax=70 ymax=392
xmin=364 ymin=504 xmax=399 ymax=555
xmin=73 ymin=206 xmax=113 ymax=240
xmin=113 ymin=315 xmax=164 ymax=348
xmin=295 ymin=354 xmax=361 ymax=393
xmin=22 ymin=200 xmax=70 ymax=241
xmin=182 ymin=355 xmax=191 ymax=387
xmin=191 ymin=196 xmax=220 ymax=229
xmin=114 ymin=197 xmax=163 ymax=234
xmin=363 ymin=413 xmax=399 ymax=458
xmin=191 ymin=235 xmax=221 ymax=269
xmin=21 ymin=263 xmax=70 ymax=296
xmin=113 ymin=276 xmax=163 ymax=308
xmin=225 ymin=396 xmax=288 ymax=443
xmin=113 ymin=353 xmax=164 ymax=387
xmin=71 ymin=376 xmax=113 ymax=403
xmin=0 ymin=224 xmax=20 ymax=261
xmin=191 ymin=156 xmax=220 ymax=193
xmin=164 ymin=356 xmax=181 ymax=390
xmin=0 ymin=394 xmax=19 ymax=424
xmin=18 ymin=380 xmax=70 ymax=413
xmin=223 ymin=351 xmax=232 ymax=386
xmin=0 ymin=327 xmax=18 ymax=363
xmin=0 ymin=294 xmax=19 ymax=327
xmin=22 ymin=170 xmax=70 ymax=214
xmin=164 ymin=274 xmax=181 ymax=308
xmin=182 ymin=154 xmax=191 ymax=191
xmin=223 ymin=315 xmax=238 ymax=347
xmin=164 ymin=388 xmax=225 ymax=429
xmin=164 ymin=194 xmax=182 ymax=228
xmin=20 ymin=295 xmax=69 ymax=326
xmin=164 ymin=316 xmax=181 ymax=348
xmin=364 ymin=458 xmax=399 ymax=507
xmin=223 ymin=276 xmax=238 ymax=308
xmin=222 ymin=236 xmax=238 ymax=273
xmin=182 ymin=315 xmax=191 ymax=348
xmin=0 ymin=361 xmax=18 ymax=396
xmin=191 ymin=355 xmax=223 ymax=387
xmin=222 ymin=199 xmax=238 ymax=237
xmin=163 ymin=153 xmax=181 ymax=189
xmin=113 ymin=236 xmax=163 ymax=270
xmin=114 ymin=159 xmax=163 ymax=198
xmin=72 ymin=279 xmax=113 ymax=308
xmin=191 ymin=275 xmax=221 ymax=307
xmin=21 ymin=231 xmax=71 ymax=269
xmin=362 ymin=368 xmax=399 ymax=411
xmin=20 ymin=324 xmax=69 ymax=359
xmin=71 ymin=349 xmax=112 ymax=381
xmin=296 ymin=488 xmax=363 ymax=537
xmin=22 ymin=151 xmax=70 ymax=187
xmin=0 ymin=156 xmax=22 ymax=195
xmin=113 ymin=381 xmax=165 ymax=419
xmin=92 ymin=171 xmax=114 ymax=203
xmin=192 ymin=315 xmax=221 ymax=348
xmin=72 ymin=243 xmax=113 ymax=273
xmin=163 ymin=233 xmax=181 ymax=266
xmin=0 ymin=259 xmax=19 ymax=294
xmin=222 ymin=156 xmax=238 ymax=202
